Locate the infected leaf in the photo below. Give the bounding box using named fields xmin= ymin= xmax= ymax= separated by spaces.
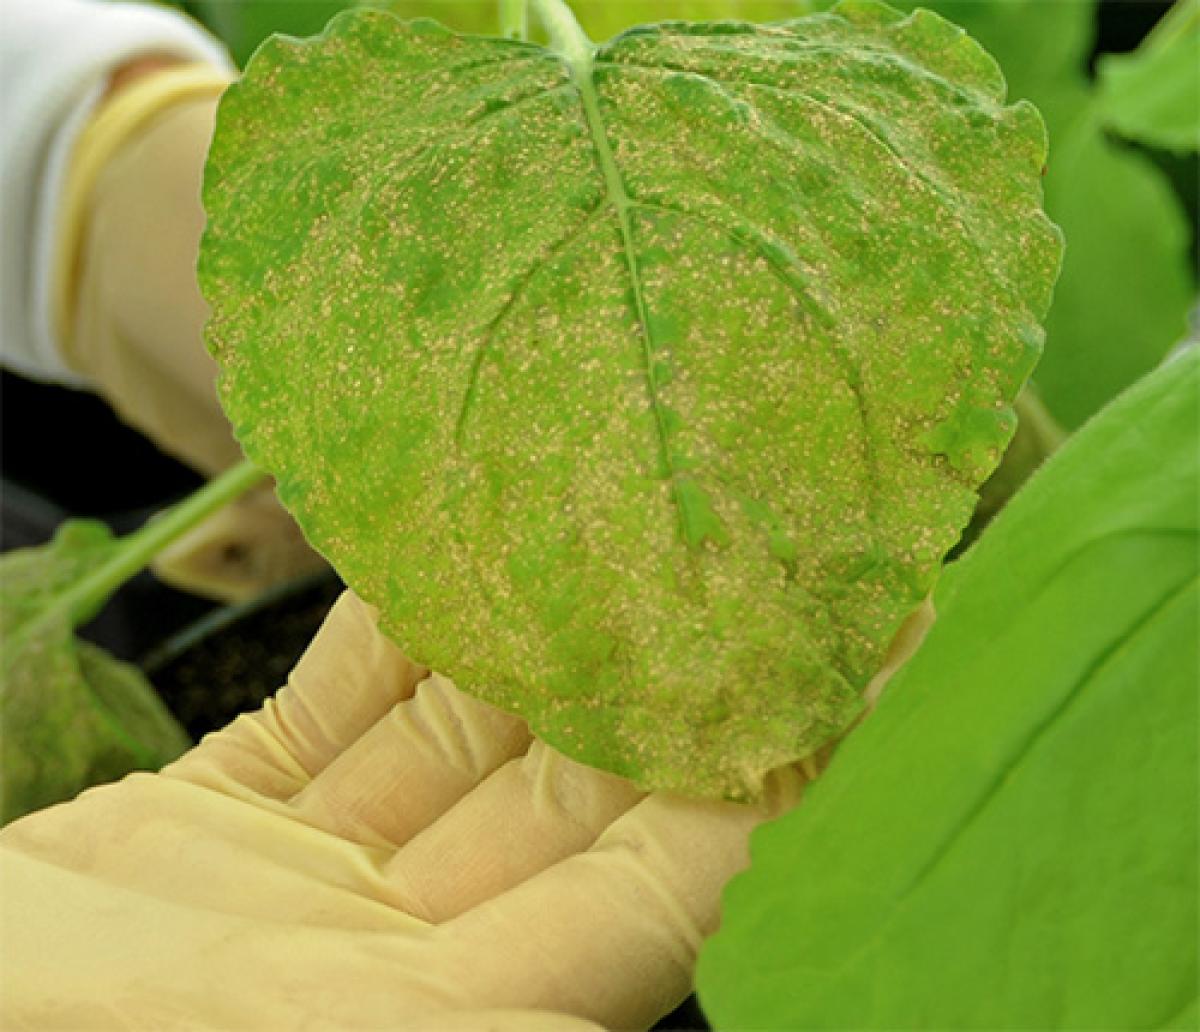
xmin=201 ymin=2 xmax=1060 ymax=796
xmin=0 ymin=523 xmax=191 ymax=824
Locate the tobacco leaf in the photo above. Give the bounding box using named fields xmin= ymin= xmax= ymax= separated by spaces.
xmin=697 ymin=347 xmax=1199 ymax=1026
xmin=201 ymin=1 xmax=1060 ymax=797
xmin=0 ymin=522 xmax=190 ymax=824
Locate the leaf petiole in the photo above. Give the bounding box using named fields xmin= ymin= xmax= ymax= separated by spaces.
xmin=58 ymin=459 xmax=265 ymax=628
xmin=530 ymin=0 xmax=592 ymax=71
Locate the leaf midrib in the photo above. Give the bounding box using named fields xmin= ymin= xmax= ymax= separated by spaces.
xmin=562 ymin=46 xmax=701 ymax=548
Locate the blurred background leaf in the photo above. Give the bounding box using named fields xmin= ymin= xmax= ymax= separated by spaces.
xmin=1 ymin=522 xmax=190 ymax=824
xmin=1035 ymin=108 xmax=1193 ymax=427
xmin=1097 ymin=0 xmax=1199 ymax=154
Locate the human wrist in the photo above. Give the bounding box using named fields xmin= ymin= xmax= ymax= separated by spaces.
xmin=53 ymin=61 xmax=233 ymax=368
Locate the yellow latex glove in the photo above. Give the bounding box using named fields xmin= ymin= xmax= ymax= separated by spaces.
xmin=0 ymin=592 xmax=932 ymax=1029
xmin=55 ymin=61 xmax=325 ymax=601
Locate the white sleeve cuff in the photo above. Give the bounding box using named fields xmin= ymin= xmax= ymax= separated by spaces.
xmin=0 ymin=0 xmax=234 ymax=387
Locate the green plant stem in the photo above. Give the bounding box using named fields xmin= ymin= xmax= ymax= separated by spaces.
xmin=530 ymin=0 xmax=592 ymax=69
xmin=499 ymin=0 xmax=529 ymax=39
xmin=1014 ymin=384 xmax=1068 ymax=454
xmin=62 ymin=459 xmax=265 ymax=627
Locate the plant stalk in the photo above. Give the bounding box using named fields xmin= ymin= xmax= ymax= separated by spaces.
xmin=62 ymin=459 xmax=265 ymax=627
xmin=499 ymin=0 xmax=529 ymax=39
xmin=530 ymin=0 xmax=593 ymax=71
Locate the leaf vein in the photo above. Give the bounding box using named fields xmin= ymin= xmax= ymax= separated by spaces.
xmin=627 ymin=197 xmax=880 ymax=536
xmin=454 ymin=199 xmax=609 ymax=446
xmin=570 ymin=55 xmax=708 ymax=547
xmin=456 ymin=80 xmax=576 ymax=132
xmin=602 ymin=59 xmax=961 ymax=209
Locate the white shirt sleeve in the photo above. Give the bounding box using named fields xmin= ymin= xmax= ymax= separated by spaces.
xmin=0 ymin=0 xmax=233 ymax=386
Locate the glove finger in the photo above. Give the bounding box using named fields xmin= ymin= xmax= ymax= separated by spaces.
xmin=151 ymin=480 xmax=328 ymax=603
xmin=437 ymin=770 xmax=804 ymax=1031
xmin=166 ymin=591 xmax=427 ymax=800
xmin=377 ymin=739 xmax=643 ymax=922
xmin=288 ymin=674 xmax=530 ymax=851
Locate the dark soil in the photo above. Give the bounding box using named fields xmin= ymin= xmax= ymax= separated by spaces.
xmin=142 ymin=573 xmax=343 ymax=739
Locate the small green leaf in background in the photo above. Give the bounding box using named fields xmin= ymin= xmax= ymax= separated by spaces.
xmin=0 ymin=522 xmax=191 ymax=825
xmin=1098 ymin=0 xmax=1200 ymax=155
xmin=888 ymin=0 xmax=1196 ymax=431
xmin=187 ymin=0 xmax=357 ymax=67
xmin=1037 ymin=114 xmax=1194 ymax=429
xmin=202 ymin=1 xmax=1060 ymax=798
xmin=697 ymin=347 xmax=1199 ymax=1028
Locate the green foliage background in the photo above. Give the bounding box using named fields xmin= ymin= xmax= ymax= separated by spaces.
xmin=1097 ymin=0 xmax=1200 ymax=155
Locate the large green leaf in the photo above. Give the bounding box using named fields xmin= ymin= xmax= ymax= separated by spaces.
xmin=697 ymin=347 xmax=1199 ymax=1027
xmin=201 ymin=1 xmax=1060 ymax=797
xmin=1098 ymin=0 xmax=1200 ymax=155
xmin=0 ymin=523 xmax=191 ymax=824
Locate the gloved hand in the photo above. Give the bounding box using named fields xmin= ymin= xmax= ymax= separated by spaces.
xmin=56 ymin=59 xmax=325 ymax=600
xmin=0 ymin=591 xmax=933 ymax=1029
